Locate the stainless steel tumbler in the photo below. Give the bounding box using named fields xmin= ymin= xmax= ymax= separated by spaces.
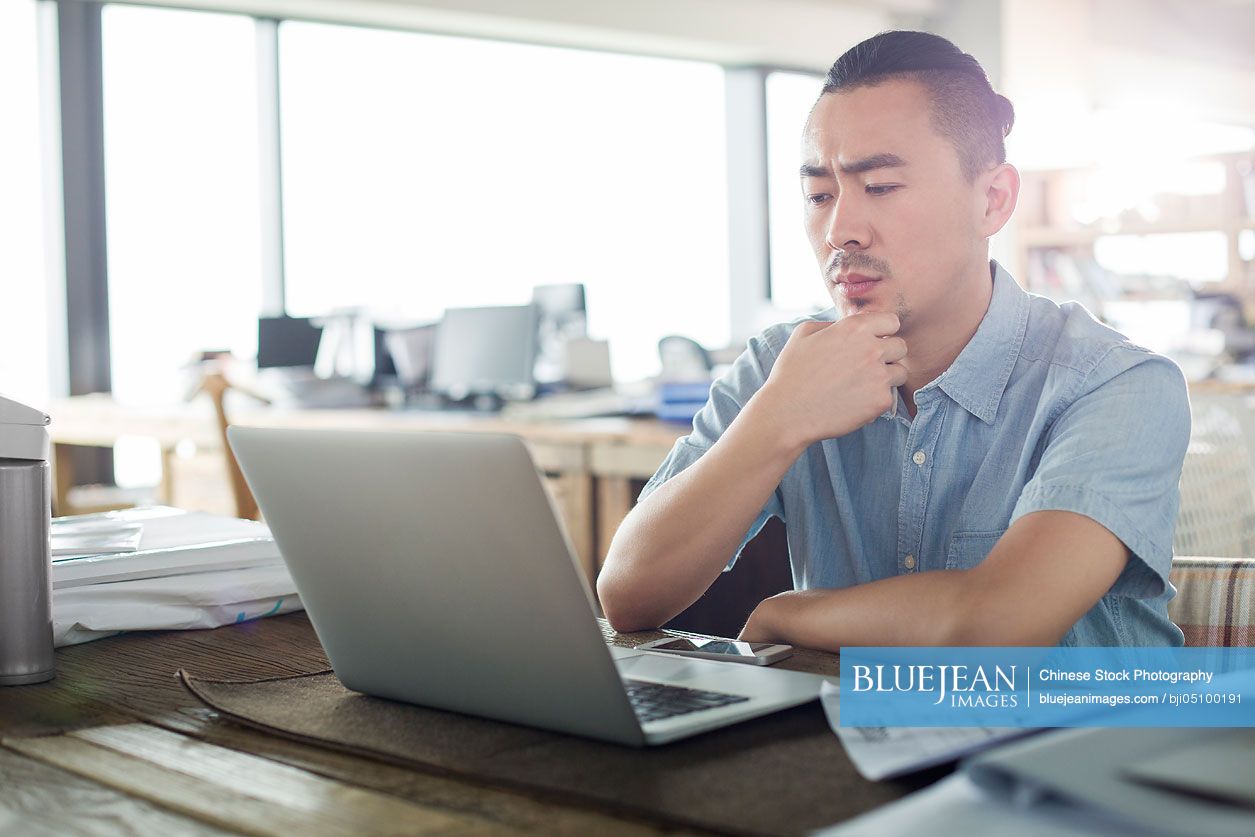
xmin=0 ymin=396 xmax=54 ymax=685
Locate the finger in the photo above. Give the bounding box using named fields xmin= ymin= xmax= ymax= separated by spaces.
xmin=886 ymin=361 xmax=909 ymax=388
xmin=879 ymin=336 xmax=908 ymax=363
xmin=850 ymin=311 xmax=901 ymax=337
xmin=790 ymin=320 xmax=829 ymax=341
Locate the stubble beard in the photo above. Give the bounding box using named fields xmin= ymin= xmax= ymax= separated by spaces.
xmin=836 ymin=291 xmax=911 ymax=330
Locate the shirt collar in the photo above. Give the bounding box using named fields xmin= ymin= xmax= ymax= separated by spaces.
xmin=926 ymin=260 xmax=1030 ymax=425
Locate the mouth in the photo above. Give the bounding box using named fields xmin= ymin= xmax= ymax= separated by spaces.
xmin=835 ymin=273 xmax=883 ymax=299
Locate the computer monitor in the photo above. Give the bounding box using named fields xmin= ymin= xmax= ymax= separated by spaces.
xmin=373 ymin=327 xmax=398 ymax=379
xmin=533 ymin=284 xmax=588 ymax=388
xmin=257 ymin=316 xmax=323 ymax=369
xmin=533 ymin=283 xmax=586 ymax=333
xmin=380 ymin=324 xmax=438 ymax=391
xmin=429 ymin=305 xmax=539 ymax=401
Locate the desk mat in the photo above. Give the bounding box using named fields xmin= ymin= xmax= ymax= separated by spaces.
xmin=179 ymin=668 xmax=934 ymax=836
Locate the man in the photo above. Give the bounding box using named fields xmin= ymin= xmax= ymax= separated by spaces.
xmin=597 ymin=30 xmax=1190 ymax=649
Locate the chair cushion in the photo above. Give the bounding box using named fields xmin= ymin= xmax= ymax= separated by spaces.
xmin=1168 ymin=557 xmax=1255 ymax=647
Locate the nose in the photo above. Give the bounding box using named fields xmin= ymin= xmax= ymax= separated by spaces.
xmin=824 ymin=193 xmax=871 ymax=252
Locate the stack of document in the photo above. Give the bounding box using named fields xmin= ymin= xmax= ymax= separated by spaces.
xmin=51 ymin=506 xmax=301 ymax=647
xmin=52 ymin=518 xmax=144 ymax=558
xmin=818 ymin=682 xmax=1036 ymax=781
xmin=52 ymin=506 xmax=283 ymax=589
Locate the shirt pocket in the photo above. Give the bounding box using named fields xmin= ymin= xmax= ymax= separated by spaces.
xmin=944 ymin=529 xmax=1007 ymax=570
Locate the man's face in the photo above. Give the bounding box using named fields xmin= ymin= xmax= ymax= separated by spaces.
xmin=801 ymin=78 xmax=988 ymax=332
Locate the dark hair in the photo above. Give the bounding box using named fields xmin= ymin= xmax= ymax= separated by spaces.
xmin=821 ymin=30 xmax=1014 ymax=180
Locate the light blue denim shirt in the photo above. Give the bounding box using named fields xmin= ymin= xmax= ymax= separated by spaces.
xmin=640 ymin=261 xmax=1191 ymax=647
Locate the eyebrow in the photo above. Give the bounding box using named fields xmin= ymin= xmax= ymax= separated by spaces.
xmin=799 ymin=153 xmax=908 ymax=178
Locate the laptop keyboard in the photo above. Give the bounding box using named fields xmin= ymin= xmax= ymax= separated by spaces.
xmin=623 ymin=679 xmax=749 ymax=723
xmin=600 ymin=620 xmax=751 ymax=722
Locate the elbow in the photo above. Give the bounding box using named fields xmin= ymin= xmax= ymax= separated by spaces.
xmin=602 ymin=608 xmax=657 ymax=636
xmin=596 ymin=567 xmax=660 ymax=634
xmin=942 ymin=602 xmax=1068 ymax=647
xmin=942 ymin=602 xmax=995 ymax=646
xmin=943 ymin=619 xmax=1003 ymax=647
xmin=595 ymin=573 xmax=629 ymax=630
xmin=597 ymin=524 xmax=669 ymax=633
xmin=939 ymin=569 xmax=1071 ymax=647
xmin=592 ymin=582 xmax=662 ymax=634
xmin=599 ymin=597 xmax=659 ymax=635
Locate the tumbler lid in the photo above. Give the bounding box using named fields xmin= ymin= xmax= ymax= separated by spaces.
xmin=0 ymin=394 xmax=50 ymax=461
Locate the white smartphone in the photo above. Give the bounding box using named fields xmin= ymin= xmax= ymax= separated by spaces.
xmin=635 ymin=634 xmax=793 ymax=666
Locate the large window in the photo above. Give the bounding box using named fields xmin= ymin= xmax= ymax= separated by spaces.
xmin=765 ymin=70 xmax=827 ymax=312
xmin=279 ymin=22 xmax=730 ymax=382
xmin=0 ymin=0 xmax=52 ymax=407
xmin=102 ymin=4 xmax=263 ymax=406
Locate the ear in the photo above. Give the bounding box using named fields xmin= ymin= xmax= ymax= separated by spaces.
xmin=978 ymin=163 xmax=1019 ymax=238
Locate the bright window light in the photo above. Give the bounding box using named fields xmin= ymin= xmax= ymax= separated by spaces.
xmin=1012 ymin=100 xmax=1255 ymax=172
xmin=0 ymin=0 xmax=50 ymax=407
xmin=765 ymin=70 xmax=828 ymax=312
xmin=1101 ymin=299 xmax=1192 ymax=356
xmin=1094 ymin=231 xmax=1230 ymax=285
xmin=102 ymin=4 xmax=263 ymax=410
xmin=1088 ymin=108 xmax=1255 ymax=166
xmin=279 ymin=22 xmax=730 ymax=382
xmin=1239 ymin=229 xmax=1255 ymax=262
xmin=1069 ymin=160 xmax=1228 ymax=227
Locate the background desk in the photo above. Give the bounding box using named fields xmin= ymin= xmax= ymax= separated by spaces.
xmin=46 ymin=395 xmax=688 ymax=585
xmin=0 ymin=613 xmax=935 ymax=835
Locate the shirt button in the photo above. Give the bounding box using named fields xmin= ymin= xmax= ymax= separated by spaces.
xmin=904 ymin=554 xmax=916 ymax=570
xmin=912 ymin=450 xmax=927 ymax=466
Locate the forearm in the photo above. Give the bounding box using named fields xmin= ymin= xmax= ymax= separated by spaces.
xmin=598 ymin=389 xmax=807 ymax=631
xmin=739 ymin=569 xmax=1071 ymax=652
xmin=740 ymin=510 xmax=1126 ymax=651
xmin=738 ymin=572 xmax=972 ymax=651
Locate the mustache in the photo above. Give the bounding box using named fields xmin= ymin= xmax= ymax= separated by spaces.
xmin=826 ymin=252 xmax=891 ymax=279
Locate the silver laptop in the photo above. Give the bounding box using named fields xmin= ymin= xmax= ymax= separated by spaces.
xmin=228 ymin=426 xmax=825 ymax=746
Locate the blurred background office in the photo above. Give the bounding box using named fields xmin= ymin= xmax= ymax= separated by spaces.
xmin=1 ymin=0 xmax=1253 ymax=500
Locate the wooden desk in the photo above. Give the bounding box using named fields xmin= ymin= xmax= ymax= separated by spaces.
xmin=46 ymin=395 xmax=688 ymax=584
xmin=0 ymin=614 xmax=932 ymax=834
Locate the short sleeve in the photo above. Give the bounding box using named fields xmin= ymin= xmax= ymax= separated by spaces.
xmin=637 ymin=328 xmax=791 ymax=570
xmin=1010 ymin=349 xmax=1191 ymax=599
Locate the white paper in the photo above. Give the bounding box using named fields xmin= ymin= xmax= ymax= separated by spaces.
xmin=52 ymin=539 xmax=284 ymax=589
xmin=48 ymin=506 xmax=301 ymax=647
xmin=53 ymin=505 xmax=269 ymax=552
xmin=820 ymin=680 xmax=1036 ymax=780
xmin=50 ymin=507 xmax=281 ymax=588
xmin=51 ymin=520 xmax=144 ymax=556
xmin=53 ymin=563 xmax=302 ymax=647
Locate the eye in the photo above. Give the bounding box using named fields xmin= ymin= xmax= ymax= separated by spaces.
xmin=866 ymin=184 xmax=899 ymax=196
xmin=805 ymin=193 xmax=832 ymax=205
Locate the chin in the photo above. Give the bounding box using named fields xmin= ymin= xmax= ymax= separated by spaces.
xmin=836 ymin=297 xmax=877 ymax=315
